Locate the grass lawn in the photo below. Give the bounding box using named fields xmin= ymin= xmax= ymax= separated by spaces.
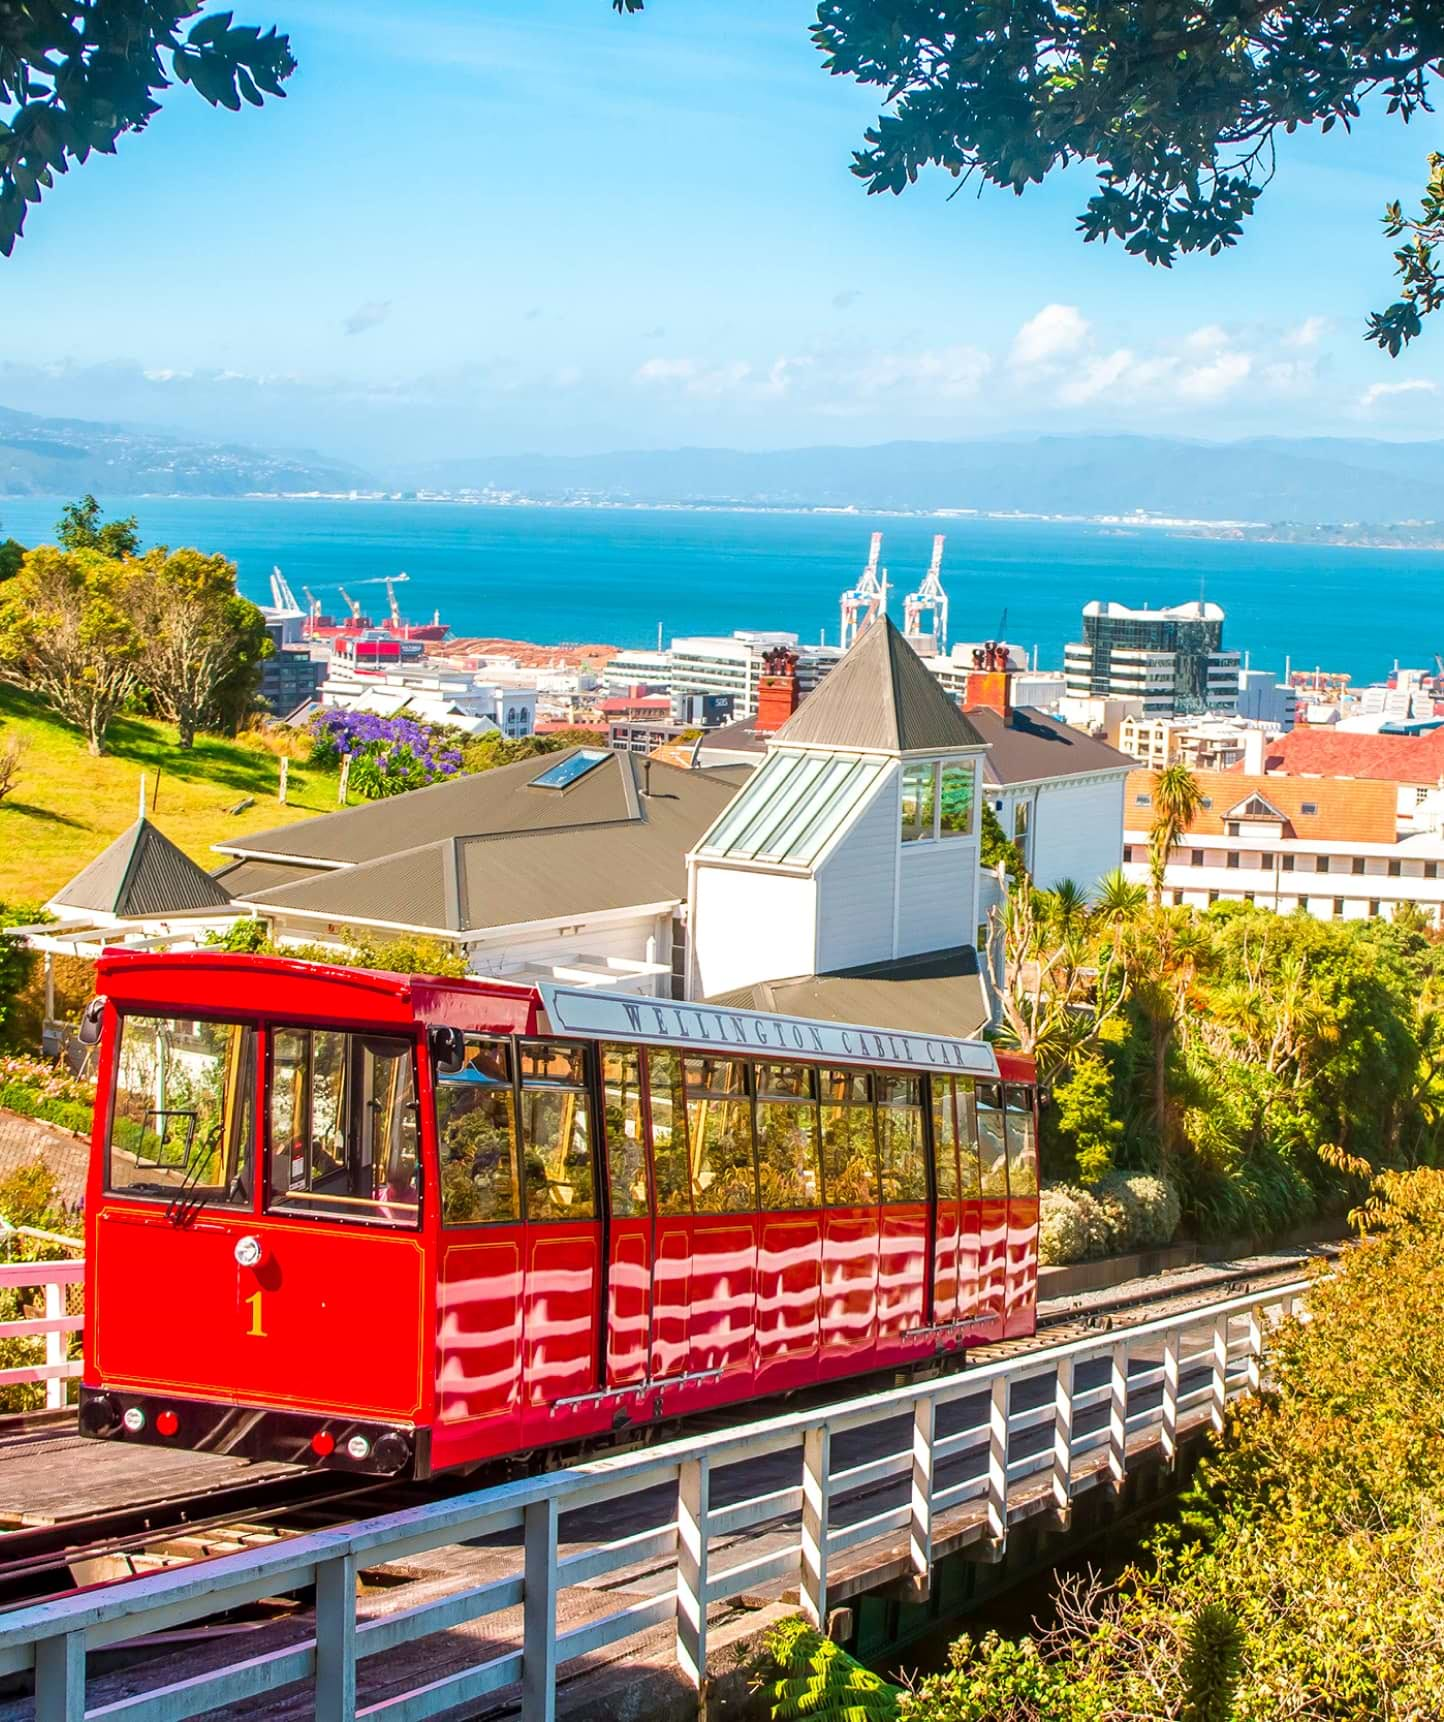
xmin=0 ymin=686 xmax=338 ymax=905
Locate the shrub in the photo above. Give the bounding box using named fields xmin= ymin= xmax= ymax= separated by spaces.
xmin=759 ymin=1617 xmax=899 ymax=1721
xmin=1091 ymin=1171 xmax=1181 ymax=1253
xmin=308 ymin=709 xmax=462 ymax=798
xmin=903 ymin=1631 xmax=1102 ymax=1721
xmin=1038 ymin=1184 xmax=1110 ymax=1265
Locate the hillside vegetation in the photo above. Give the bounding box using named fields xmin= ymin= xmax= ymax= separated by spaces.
xmin=0 ymin=685 xmax=335 ymax=904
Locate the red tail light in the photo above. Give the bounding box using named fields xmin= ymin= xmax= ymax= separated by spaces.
xmin=155 ymin=1410 xmax=179 ymax=1437
xmin=310 ymin=1431 xmax=336 ymax=1457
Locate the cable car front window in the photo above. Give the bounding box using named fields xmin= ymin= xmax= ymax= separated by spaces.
xmin=107 ymin=1014 xmax=255 ymax=1208
xmin=267 ymin=1028 xmax=420 ymax=1227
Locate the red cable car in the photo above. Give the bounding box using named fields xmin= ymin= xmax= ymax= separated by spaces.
xmin=78 ymin=952 xmax=1038 ymax=1477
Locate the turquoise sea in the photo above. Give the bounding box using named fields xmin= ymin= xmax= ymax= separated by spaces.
xmin=1 ymin=497 xmax=1442 ymax=682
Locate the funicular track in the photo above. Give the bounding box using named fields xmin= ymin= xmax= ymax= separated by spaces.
xmin=0 ymin=1247 xmax=1329 ymax=1619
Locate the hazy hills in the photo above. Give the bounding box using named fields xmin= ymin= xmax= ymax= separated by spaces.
xmin=408 ymin=436 xmax=1444 ymax=524
xmin=1 ymin=404 xmax=1441 ymax=525
xmin=0 ymin=405 xmax=373 ymax=499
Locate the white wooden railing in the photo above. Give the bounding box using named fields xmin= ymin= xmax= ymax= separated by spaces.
xmin=0 ymin=1277 xmax=1308 ymax=1722
xmin=0 ymin=1244 xmax=84 ymax=1409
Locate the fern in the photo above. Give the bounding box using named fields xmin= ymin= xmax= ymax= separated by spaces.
xmin=760 ymin=1617 xmax=901 ymax=1722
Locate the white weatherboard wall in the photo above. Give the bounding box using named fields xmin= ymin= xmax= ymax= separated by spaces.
xmin=896 ymin=833 xmax=979 ymax=957
xmin=691 ymin=866 xmax=818 ymax=998
xmin=814 ymin=773 xmax=900 ymax=973
xmin=997 ymin=774 xmax=1127 ymax=893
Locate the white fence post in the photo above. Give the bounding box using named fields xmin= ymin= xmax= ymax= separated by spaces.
xmin=314 ymin=1552 xmax=357 ymax=1722
xmin=986 ymin=1375 xmax=1009 ymax=1547
xmin=35 ymin=1629 xmax=85 ymax=1722
xmin=523 ymin=1496 xmax=560 ymax=1722
xmin=1108 ymin=1342 xmax=1128 ymax=1492
xmin=1211 ymin=1317 xmax=1229 ymax=1434
xmin=1247 ymin=1305 xmax=1264 ymax=1395
xmin=1161 ymin=1330 xmax=1181 ymax=1467
xmin=1051 ymin=1354 xmax=1074 ymax=1524
xmin=43 ymin=1280 xmax=63 ymax=1411
xmin=910 ymin=1396 xmax=935 ymax=1586
xmin=800 ymin=1425 xmax=831 ymax=1630
xmin=676 ymin=1456 xmax=710 ymax=1690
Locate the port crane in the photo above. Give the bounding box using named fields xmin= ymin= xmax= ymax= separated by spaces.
xmin=268 ymin=568 xmax=305 ymax=617
xmin=902 ymin=535 xmax=948 ymax=656
xmin=839 ymin=532 xmax=889 ymax=650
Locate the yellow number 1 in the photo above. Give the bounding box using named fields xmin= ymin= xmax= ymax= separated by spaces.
xmin=244 ymin=1290 xmax=267 ymax=1338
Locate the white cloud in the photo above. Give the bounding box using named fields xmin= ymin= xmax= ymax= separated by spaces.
xmin=1183 ymin=323 xmax=1231 ymax=353
xmin=1178 ymin=350 xmax=1252 ymax=401
xmin=1012 ymin=304 xmax=1090 ymax=367
xmin=1284 ymin=315 xmax=1328 ymax=349
xmin=1359 ymin=377 xmax=1439 ymax=410
xmin=1057 ymin=348 xmax=1146 ymax=406
xmin=855 ymin=344 xmax=991 ymax=399
xmin=634 ymin=356 xmax=753 ymax=397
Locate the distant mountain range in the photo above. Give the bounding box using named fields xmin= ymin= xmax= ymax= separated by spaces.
xmin=407 ymin=436 xmax=1444 ymax=525
xmin=0 ymin=405 xmax=373 ymax=499
xmin=2 ymin=404 xmax=1441 ymax=525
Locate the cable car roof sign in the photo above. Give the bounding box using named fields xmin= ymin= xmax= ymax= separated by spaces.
xmin=536 ymin=985 xmax=1000 ymax=1078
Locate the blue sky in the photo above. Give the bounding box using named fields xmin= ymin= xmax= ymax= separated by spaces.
xmin=4 ymin=0 xmax=1444 ymax=466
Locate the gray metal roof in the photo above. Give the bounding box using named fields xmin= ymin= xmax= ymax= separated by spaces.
xmin=709 ymin=945 xmax=987 ymax=1040
xmin=772 ymin=617 xmax=986 ymax=755
xmin=963 ymin=706 xmax=1135 ymax=786
xmin=215 ymin=747 xmax=670 ymax=867
xmin=52 ymin=819 xmax=233 ymax=918
xmin=696 ymin=750 xmax=885 ymax=867
xmin=235 ymin=756 xmax=750 ymax=935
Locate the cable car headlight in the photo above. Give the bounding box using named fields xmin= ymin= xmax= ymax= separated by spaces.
xmin=346 ymin=1435 xmax=371 ymax=1461
xmin=122 ymin=1407 xmax=146 ymax=1434
xmin=234 ymin=1235 xmax=264 ymax=1269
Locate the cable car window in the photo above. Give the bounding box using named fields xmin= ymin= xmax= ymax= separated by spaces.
xmin=517 ymin=1040 xmax=595 ymax=1221
xmin=955 ymin=1077 xmax=982 ymax=1200
xmin=755 ymin=1062 xmax=821 ymax=1210
xmin=647 ymin=1049 xmax=691 ymax=1216
xmin=930 ymin=1076 xmax=960 ymax=1202
xmin=436 ymin=1037 xmax=520 ymax=1225
xmin=684 ymin=1056 xmax=757 ymax=1213
xmin=107 ymin=1015 xmax=255 ymax=1208
xmin=876 ymin=1073 xmax=927 ymax=1203
xmin=268 ymin=1029 xmax=419 ymax=1226
xmin=819 ymin=1069 xmax=879 ymax=1206
xmin=976 ymin=1082 xmax=1009 ymax=1199
xmin=602 ymin=1044 xmax=648 ymax=1218
xmin=1004 ymin=1083 xmax=1039 ymax=1197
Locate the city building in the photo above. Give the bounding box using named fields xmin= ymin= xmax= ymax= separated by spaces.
xmin=1236 ymin=668 xmax=1297 ymax=729
xmin=1118 ymin=713 xmax=1278 ymax=774
xmin=1122 ymin=765 xmax=1444 ymax=925
xmin=257 ymin=578 xmax=325 ymax=717
xmin=1252 ymin=725 xmax=1444 ymax=830
xmin=318 ymin=656 xmax=538 ymax=739
xmin=604 ymin=631 xmax=840 ymax=716
xmin=923 ymin=642 xmax=1066 ymax=710
xmin=1064 ymin=600 xmax=1240 ymax=716
xmin=687 ymin=618 xmax=990 ymax=1033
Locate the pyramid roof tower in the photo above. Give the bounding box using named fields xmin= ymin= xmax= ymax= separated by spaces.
xmin=771 ymin=615 xmax=985 ymax=754
xmin=49 ymin=819 xmax=233 ymax=920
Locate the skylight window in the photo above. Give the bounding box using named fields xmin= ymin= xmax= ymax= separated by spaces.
xmin=530 ymin=749 xmax=610 ymax=790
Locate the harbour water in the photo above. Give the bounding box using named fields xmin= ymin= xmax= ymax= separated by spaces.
xmin=2 ymin=496 xmax=1443 ymax=681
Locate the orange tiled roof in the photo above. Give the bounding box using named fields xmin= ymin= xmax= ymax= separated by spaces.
xmin=1125 ymin=769 xmax=1399 ymax=844
xmin=1252 ymin=726 xmax=1444 ymax=785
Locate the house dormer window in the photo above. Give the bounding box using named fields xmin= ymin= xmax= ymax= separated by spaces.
xmin=901 ymin=760 xmax=976 ymax=843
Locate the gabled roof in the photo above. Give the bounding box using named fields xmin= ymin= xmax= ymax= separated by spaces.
xmin=233 ymin=754 xmax=750 ymax=934
xmin=964 ymin=706 xmax=1135 ymax=785
xmin=708 ymin=945 xmax=987 ymax=1040
xmin=772 ymin=617 xmax=985 ymax=755
xmin=52 ymin=819 xmax=233 ymax=918
xmin=1223 ymin=792 xmax=1287 ymax=822
xmin=1124 ymin=769 xmax=1398 ymax=844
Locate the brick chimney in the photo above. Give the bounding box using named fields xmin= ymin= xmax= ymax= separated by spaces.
xmin=963 ymin=641 xmax=1015 ymax=719
xmin=753 ymin=645 xmax=801 ymax=734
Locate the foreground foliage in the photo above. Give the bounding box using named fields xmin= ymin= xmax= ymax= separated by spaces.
xmin=998 ymin=863 xmax=1444 ymax=1246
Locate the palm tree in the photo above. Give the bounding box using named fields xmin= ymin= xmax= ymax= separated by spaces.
xmin=1094 ymin=867 xmax=1147 ymax=925
xmin=1148 ymin=763 xmax=1204 ymax=905
xmin=1040 ymin=877 xmax=1089 ymax=939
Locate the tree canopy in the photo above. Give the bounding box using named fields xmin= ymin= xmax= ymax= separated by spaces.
xmin=55 ymin=495 xmax=139 ymax=559
xmin=615 ymin=1 xmax=1444 ymax=350
xmin=0 ymin=3 xmax=295 ymax=257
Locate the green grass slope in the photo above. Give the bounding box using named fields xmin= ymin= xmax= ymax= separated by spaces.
xmin=0 ymin=687 xmax=336 ymax=905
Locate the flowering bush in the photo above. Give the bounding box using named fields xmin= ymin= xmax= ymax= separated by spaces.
xmin=307 ymin=709 xmax=463 ymax=799
xmin=0 ymin=1055 xmax=95 ymax=1137
xmin=1039 ymin=1172 xmax=1181 ymax=1265
xmin=1039 ymin=1184 xmax=1111 ymax=1265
